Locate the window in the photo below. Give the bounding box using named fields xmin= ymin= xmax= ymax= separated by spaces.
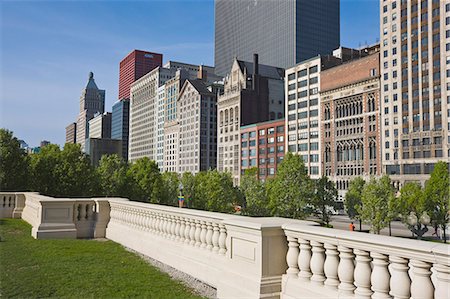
xmin=309 ymin=66 xmax=318 ymax=74
xmin=267 ymin=137 xmax=275 ymax=144
xmin=268 ymin=127 xmax=275 ymax=135
xmin=259 ymin=129 xmax=265 ymax=136
xmin=297 ymin=69 xmax=307 ymax=77
xmin=298 ymin=143 xmax=308 ymax=151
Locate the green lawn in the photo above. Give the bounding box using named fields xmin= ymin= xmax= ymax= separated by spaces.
xmin=0 ymin=219 xmax=204 ymax=298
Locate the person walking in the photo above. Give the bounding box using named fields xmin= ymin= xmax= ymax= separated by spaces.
xmin=349 ymin=222 xmax=355 ymax=231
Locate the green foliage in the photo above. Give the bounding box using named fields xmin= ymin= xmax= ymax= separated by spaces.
xmin=0 ymin=219 xmax=202 ymax=299
xmin=359 ymin=175 xmax=395 ymax=234
xmin=181 ymin=172 xmax=196 ymax=208
xmin=97 ymin=154 xmax=130 ymax=197
xmin=345 ymin=177 xmax=365 ymax=220
xmin=240 ymin=168 xmax=269 ymax=216
xmin=0 ymin=129 xmax=29 ymax=191
xmin=127 ymin=157 xmax=162 ymax=203
xmin=193 ymin=170 xmax=239 ymax=213
xmin=423 ymin=161 xmax=450 ymax=241
xmin=397 ymin=182 xmax=425 ymax=219
xmin=161 ymin=172 xmax=180 ymax=206
xmin=30 ymin=143 xmax=97 ymax=197
xmin=267 ymin=152 xmax=313 ymax=219
xmin=310 ymin=176 xmax=338 ymax=226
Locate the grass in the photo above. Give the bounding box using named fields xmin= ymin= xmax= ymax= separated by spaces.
xmin=0 ymin=219 xmax=204 ymax=299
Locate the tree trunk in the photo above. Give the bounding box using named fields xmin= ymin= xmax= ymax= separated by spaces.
xmin=444 ymin=226 xmax=447 ymax=243
xmin=359 ymin=219 xmax=362 ymax=231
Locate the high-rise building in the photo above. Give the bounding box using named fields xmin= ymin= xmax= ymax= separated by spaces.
xmin=240 ymin=119 xmax=286 ymax=181
xmin=88 ymin=112 xmax=112 ymax=139
xmin=111 ymin=99 xmax=130 ymax=161
xmin=178 ymin=79 xmax=218 ymax=174
xmin=76 ymin=72 xmax=105 ymax=152
xmin=119 ymin=50 xmax=163 ymax=100
xmin=65 ymin=122 xmax=77 ymax=144
xmin=217 ymin=54 xmax=285 ymax=184
xmin=321 ymin=53 xmax=381 ymax=201
xmin=40 ymin=140 xmax=50 ymax=147
xmin=214 ymin=0 xmax=340 ymax=76
xmin=380 ymin=0 xmax=450 ymax=187
xmin=85 ymin=138 xmax=122 ymax=166
xmin=129 ymin=67 xmax=175 ymax=163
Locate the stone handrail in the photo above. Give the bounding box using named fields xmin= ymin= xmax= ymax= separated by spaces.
xmin=282 ymin=223 xmax=450 ymax=299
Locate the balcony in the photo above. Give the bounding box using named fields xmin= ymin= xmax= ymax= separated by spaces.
xmin=1 ymin=192 xmax=449 ymax=299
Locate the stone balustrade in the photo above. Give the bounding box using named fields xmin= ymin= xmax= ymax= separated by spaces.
xmin=282 ymin=223 xmax=450 ymax=299
xmin=2 ymin=192 xmax=449 ymax=299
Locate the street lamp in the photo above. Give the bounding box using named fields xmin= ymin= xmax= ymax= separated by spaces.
xmin=407 ymin=211 xmax=430 ymax=240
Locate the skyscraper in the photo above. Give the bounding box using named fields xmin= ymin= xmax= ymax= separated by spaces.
xmin=112 ymin=99 xmax=130 ymax=161
xmin=214 ymin=0 xmax=340 ymax=76
xmin=76 ymin=72 xmax=105 ymax=152
xmin=119 ymin=50 xmax=163 ymax=100
xmin=380 ymin=0 xmax=450 ymax=186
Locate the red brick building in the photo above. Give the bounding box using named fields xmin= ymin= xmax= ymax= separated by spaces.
xmin=240 ymin=119 xmax=285 ymax=181
xmin=118 ymin=50 xmax=163 ymax=99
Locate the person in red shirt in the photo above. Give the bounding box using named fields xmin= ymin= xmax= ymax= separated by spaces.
xmin=349 ymin=222 xmax=355 ymax=231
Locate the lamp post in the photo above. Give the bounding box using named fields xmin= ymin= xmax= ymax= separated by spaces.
xmin=407 ymin=211 xmax=430 ymax=240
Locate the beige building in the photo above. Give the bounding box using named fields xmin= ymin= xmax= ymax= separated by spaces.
xmin=321 ymin=53 xmax=381 ymax=200
xmin=380 ymin=0 xmax=450 ymax=187
xmin=217 ymin=55 xmax=285 ymax=184
xmin=129 ymin=67 xmax=174 ymax=163
xmin=65 ymin=122 xmax=77 ymax=144
xmin=88 ymin=112 xmax=111 ymax=139
xmin=76 ymin=72 xmax=105 ymax=152
xmin=178 ymin=79 xmax=218 ymax=174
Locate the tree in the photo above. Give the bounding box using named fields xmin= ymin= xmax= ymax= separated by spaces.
xmin=29 ymin=144 xmax=61 ymax=196
xmin=396 ymin=182 xmax=430 ymax=239
xmin=359 ymin=176 xmax=395 ymax=234
xmin=127 ymin=157 xmax=162 ymax=203
xmin=0 ymin=129 xmax=29 ymax=191
xmin=345 ymin=177 xmax=365 ymax=231
xmin=160 ymin=172 xmax=180 ymax=207
xmin=56 ymin=143 xmax=97 ymax=197
xmin=194 ymin=170 xmax=238 ymax=213
xmin=97 ymin=154 xmax=129 ymax=197
xmin=310 ymin=176 xmax=338 ymax=226
xmin=423 ymin=161 xmax=450 ymax=242
xmin=240 ymin=168 xmax=269 ymax=216
xmin=267 ymin=152 xmax=313 ymax=219
xmin=181 ymin=172 xmax=196 ymax=208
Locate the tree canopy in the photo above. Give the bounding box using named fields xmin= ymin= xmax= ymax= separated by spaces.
xmin=0 ymin=129 xmax=29 ymax=191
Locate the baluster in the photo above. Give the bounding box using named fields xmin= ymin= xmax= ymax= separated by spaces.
xmin=79 ymin=204 xmax=86 ymax=221
xmin=165 ymin=215 xmax=172 ymax=238
xmin=145 ymin=212 xmax=151 ymax=231
xmin=154 ymin=213 xmax=160 ymax=234
xmin=371 ymin=252 xmax=390 ymax=299
xmin=218 ymin=223 xmax=227 ymax=255
xmin=175 ymin=216 xmax=184 ymax=242
xmin=189 ymin=219 xmax=196 ymax=246
xmin=389 ymin=256 xmax=410 ymax=299
xmin=206 ymin=222 xmax=213 ymax=250
xmin=184 ymin=218 xmax=191 ymax=244
xmin=354 ymin=249 xmax=373 ymax=298
xmin=170 ymin=215 xmax=177 ymax=239
xmin=194 ymin=220 xmax=202 ymax=247
xmin=410 ymin=259 xmax=434 ymax=299
xmin=338 ymin=246 xmax=356 ymax=295
xmin=200 ymin=221 xmax=207 ymax=248
xmin=434 ymin=264 xmax=450 ymax=299
xmin=159 ymin=213 xmax=165 ymax=236
xmin=286 ymin=236 xmax=300 ymax=276
xmin=298 ymin=238 xmax=312 ymax=281
xmin=212 ymin=222 xmax=220 ymax=253
xmin=324 ymin=243 xmax=340 ymax=289
xmin=310 ymin=241 xmax=326 ymax=285
xmin=178 ymin=216 xmax=185 ymax=242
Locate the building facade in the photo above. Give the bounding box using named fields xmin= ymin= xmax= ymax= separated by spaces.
xmin=85 ymin=138 xmax=122 ymax=166
xmin=156 ymin=86 xmax=166 ymax=170
xmin=65 ymin=122 xmax=77 ymax=144
xmin=380 ymin=0 xmax=450 ymax=187
xmin=285 ymin=56 xmax=342 ymax=179
xmin=88 ymin=112 xmax=112 ymax=139
xmin=119 ymin=50 xmax=163 ymax=100
xmin=178 ymin=79 xmax=218 ymax=174
xmin=240 ymin=119 xmax=285 ymax=181
xmin=76 ymin=72 xmax=105 ymax=152
xmin=214 ymin=0 xmax=340 ymax=76
xmin=129 ymin=67 xmax=174 ymax=163
xmin=321 ymin=53 xmax=381 ymax=200
xmin=217 ymin=55 xmax=285 ymax=184
xmin=111 ymin=99 xmax=130 ymax=161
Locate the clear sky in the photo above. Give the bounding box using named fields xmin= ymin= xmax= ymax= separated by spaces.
xmin=0 ymin=0 xmax=379 ymax=147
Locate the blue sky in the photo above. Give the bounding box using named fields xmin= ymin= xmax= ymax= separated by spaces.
xmin=0 ymin=0 xmax=379 ymax=147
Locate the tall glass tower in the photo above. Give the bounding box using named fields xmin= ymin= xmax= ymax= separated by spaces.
xmin=214 ymin=0 xmax=340 ymax=76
